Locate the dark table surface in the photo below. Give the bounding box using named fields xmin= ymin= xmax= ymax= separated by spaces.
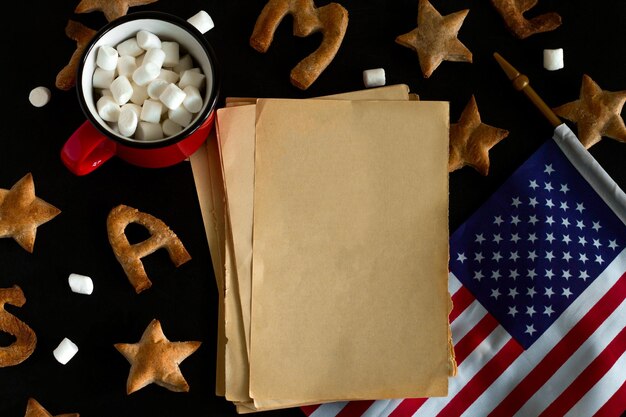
xmin=2 ymin=0 xmax=625 ymax=416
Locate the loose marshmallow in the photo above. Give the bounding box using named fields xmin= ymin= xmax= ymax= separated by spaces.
xmin=135 ymin=122 xmax=164 ymax=140
xmin=162 ymin=118 xmax=184 ymax=137
xmin=96 ymin=45 xmax=118 ymax=71
xmin=121 ymin=103 xmax=142 ymax=118
xmin=129 ymin=82 xmax=149 ymax=105
xmin=168 ymin=106 xmax=193 ymax=127
xmin=543 ymin=48 xmax=564 ymax=71
xmin=140 ymin=99 xmax=163 ymax=123
xmin=132 ymin=62 xmax=160 ymax=86
xmin=161 ymin=41 xmax=180 ymax=67
xmin=159 ymin=83 xmax=186 ymax=110
xmin=96 ymin=95 xmax=120 ymax=122
xmin=117 ymin=55 xmax=137 ymax=77
xmin=158 ymin=69 xmax=179 ymax=84
xmin=116 ymin=38 xmax=143 ymax=57
xmin=178 ymin=69 xmax=205 ymax=90
xmin=92 ymin=68 xmax=115 ymax=89
xmin=173 ymin=54 xmax=193 ymax=74
xmin=119 ymin=105 xmax=139 ymax=137
xmin=29 ymin=86 xmax=51 ymax=107
xmin=187 ymin=10 xmax=215 ymax=34
xmin=147 ymin=79 xmax=170 ymax=100
xmin=136 ymin=30 xmax=161 ymax=50
xmin=68 ymin=273 xmax=93 ymax=295
xmin=182 ymin=85 xmax=203 ymax=113
xmin=363 ymin=68 xmax=386 ymax=88
xmin=143 ymin=48 xmax=166 ymax=69
xmin=53 ymin=338 xmax=79 ymax=365
xmin=110 ymin=75 xmax=133 ymax=105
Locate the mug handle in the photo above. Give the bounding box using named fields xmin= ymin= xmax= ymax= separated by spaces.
xmin=61 ymin=120 xmax=117 ymax=176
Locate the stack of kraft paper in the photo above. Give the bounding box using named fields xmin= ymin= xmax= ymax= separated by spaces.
xmin=190 ymin=84 xmax=457 ymax=413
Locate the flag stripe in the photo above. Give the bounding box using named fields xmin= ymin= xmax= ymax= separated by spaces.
xmin=453 ymin=314 xmax=499 ymax=363
xmin=308 ymin=402 xmax=347 ymax=417
xmin=593 ymin=380 xmax=626 ymax=417
xmin=373 ymin=399 xmax=404 ymax=417
xmin=450 ymin=300 xmax=486 ymax=344
xmin=538 ymin=325 xmax=626 ymax=417
xmin=302 ymin=405 xmax=320 ymax=416
xmin=489 ymin=271 xmax=626 ymax=416
xmin=387 ymin=398 xmax=426 ymax=417
xmin=335 ymin=401 xmax=375 ymax=417
xmin=449 ymin=286 xmax=474 ymax=322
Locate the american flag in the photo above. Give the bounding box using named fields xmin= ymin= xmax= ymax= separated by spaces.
xmin=301 ymin=125 xmax=626 ymax=417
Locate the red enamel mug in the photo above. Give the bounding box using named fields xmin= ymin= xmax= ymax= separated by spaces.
xmin=61 ymin=11 xmax=220 ymax=175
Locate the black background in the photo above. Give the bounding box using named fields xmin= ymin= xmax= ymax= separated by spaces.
xmin=2 ymin=0 xmax=625 ymax=416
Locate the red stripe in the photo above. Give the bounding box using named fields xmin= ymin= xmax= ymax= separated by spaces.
xmin=454 ymin=314 xmax=499 ymax=363
xmin=594 ymin=379 xmax=626 ymax=417
xmin=436 ymin=338 xmax=524 ymax=417
xmin=301 ymin=405 xmax=320 ymax=416
xmin=450 ymin=286 xmax=475 ymax=322
xmin=539 ymin=326 xmax=626 ymax=417
xmin=387 ymin=398 xmax=427 ymax=417
xmin=335 ymin=400 xmax=375 ymax=417
xmin=489 ymin=273 xmax=626 ymax=417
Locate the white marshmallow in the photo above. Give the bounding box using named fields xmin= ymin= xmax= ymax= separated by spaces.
xmin=136 ymin=52 xmax=145 ymax=67
xmin=96 ymin=95 xmax=120 ymax=122
xmin=179 ymin=69 xmax=205 ymax=90
xmin=543 ymin=48 xmax=564 ymax=71
xmin=129 ymin=82 xmax=149 ymax=105
xmin=117 ymin=55 xmax=137 ymax=77
xmin=143 ymin=48 xmax=166 ymax=68
xmin=182 ymin=85 xmax=203 ymax=113
xmin=110 ymin=75 xmax=133 ymax=105
xmin=29 ymin=86 xmax=51 ymax=107
xmin=136 ymin=30 xmax=161 ymax=50
xmin=96 ymin=45 xmax=118 ymax=71
xmin=147 ymin=79 xmax=169 ymax=100
xmin=168 ymin=106 xmax=193 ymax=127
xmin=121 ymin=103 xmax=142 ymax=118
xmin=140 ymin=99 xmax=163 ymax=123
xmin=161 ymin=41 xmax=180 ymax=67
xmin=363 ymin=68 xmax=386 ymax=88
xmin=132 ymin=62 xmax=160 ymax=86
xmin=162 ymin=118 xmax=184 ymax=137
xmin=135 ymin=122 xmax=164 ymax=140
xmin=187 ymin=10 xmax=215 ymax=34
xmin=157 ymin=69 xmax=179 ymax=84
xmin=68 ymin=273 xmax=93 ymax=295
xmin=173 ymin=54 xmax=193 ymax=74
xmin=159 ymin=83 xmax=186 ymax=110
xmin=53 ymin=338 xmax=79 ymax=365
xmin=116 ymin=38 xmax=143 ymax=57
xmin=118 ymin=105 xmax=139 ymax=137
xmin=92 ymin=68 xmax=115 ymax=89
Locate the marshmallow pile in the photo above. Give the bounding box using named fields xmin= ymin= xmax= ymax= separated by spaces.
xmin=92 ymin=31 xmax=207 ymax=140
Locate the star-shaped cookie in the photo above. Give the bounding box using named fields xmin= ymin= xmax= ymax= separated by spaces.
xmin=55 ymin=20 xmax=96 ymax=91
xmin=114 ymin=319 xmax=201 ymax=394
xmin=553 ymin=74 xmax=626 ymax=149
xmin=395 ymin=0 xmax=472 ymax=78
xmin=75 ymin=0 xmax=158 ymax=22
xmin=449 ymin=95 xmax=509 ymax=176
xmin=490 ymin=0 xmax=562 ymax=39
xmin=0 ymin=173 xmax=61 ymax=253
xmin=24 ymin=398 xmax=78 ymax=417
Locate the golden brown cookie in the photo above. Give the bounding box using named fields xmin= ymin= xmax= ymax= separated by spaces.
xmin=0 ymin=286 xmax=37 ymax=367
xmin=55 ymin=20 xmax=96 ymax=91
xmin=449 ymin=95 xmax=509 ymax=176
xmin=553 ymin=74 xmax=626 ymax=149
xmin=250 ymin=0 xmax=349 ymax=90
xmin=24 ymin=398 xmax=78 ymax=417
xmin=490 ymin=0 xmax=561 ymax=39
xmin=395 ymin=0 xmax=472 ymax=78
xmin=114 ymin=319 xmax=201 ymax=394
xmin=106 ymin=204 xmax=191 ymax=294
xmin=0 ymin=173 xmax=61 ymax=253
xmin=74 ymin=0 xmax=158 ymax=22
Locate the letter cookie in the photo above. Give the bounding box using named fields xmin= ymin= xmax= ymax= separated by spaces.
xmin=250 ymin=0 xmax=349 ymax=90
xmin=0 ymin=286 xmax=37 ymax=367
xmin=490 ymin=0 xmax=561 ymax=39
xmin=106 ymin=204 xmax=191 ymax=294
